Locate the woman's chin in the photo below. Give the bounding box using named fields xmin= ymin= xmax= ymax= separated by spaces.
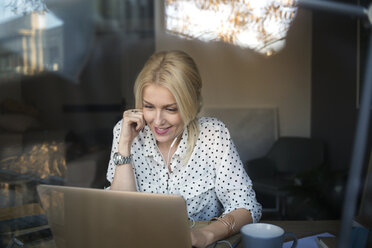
xmin=155 ymin=135 xmax=172 ymax=145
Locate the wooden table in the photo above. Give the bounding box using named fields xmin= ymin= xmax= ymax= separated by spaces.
xmin=1 ymin=204 xmax=340 ymax=248
xmin=194 ymin=220 xmax=340 ymax=248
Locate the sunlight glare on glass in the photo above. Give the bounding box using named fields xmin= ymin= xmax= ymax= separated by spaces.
xmin=165 ymin=0 xmax=298 ymax=55
xmin=0 ymin=0 xmax=63 ymax=29
xmin=0 ymin=0 xmax=64 ymax=77
xmin=36 ymin=12 xmax=46 ymax=29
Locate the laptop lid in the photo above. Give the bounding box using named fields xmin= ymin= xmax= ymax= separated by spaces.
xmin=37 ymin=185 xmax=192 ymax=248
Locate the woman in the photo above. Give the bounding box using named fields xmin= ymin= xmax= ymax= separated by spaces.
xmin=106 ymin=50 xmax=262 ymax=247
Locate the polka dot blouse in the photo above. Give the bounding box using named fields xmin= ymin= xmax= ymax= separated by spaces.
xmin=106 ymin=117 xmax=262 ymax=222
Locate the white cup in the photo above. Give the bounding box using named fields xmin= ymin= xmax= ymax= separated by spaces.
xmin=240 ymin=223 xmax=298 ymax=248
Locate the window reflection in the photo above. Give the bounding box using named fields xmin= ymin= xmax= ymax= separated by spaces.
xmin=0 ymin=2 xmax=64 ymax=79
xmin=165 ymin=0 xmax=297 ymax=56
xmin=0 ymin=1 xmax=154 ymax=246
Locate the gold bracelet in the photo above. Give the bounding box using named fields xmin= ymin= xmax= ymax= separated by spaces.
xmin=211 ymin=213 xmax=236 ymax=236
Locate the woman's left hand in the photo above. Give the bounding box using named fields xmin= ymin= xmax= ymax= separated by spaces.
xmin=190 ymin=228 xmax=213 ymax=248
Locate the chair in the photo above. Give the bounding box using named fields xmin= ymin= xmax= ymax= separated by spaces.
xmin=244 ymin=137 xmax=325 ymax=218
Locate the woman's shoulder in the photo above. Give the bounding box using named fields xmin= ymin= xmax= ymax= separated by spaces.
xmin=198 ymin=116 xmax=228 ymax=130
xmin=197 ymin=117 xmax=232 ymax=144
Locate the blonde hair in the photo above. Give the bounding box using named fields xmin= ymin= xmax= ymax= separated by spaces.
xmin=134 ymin=50 xmax=202 ymax=164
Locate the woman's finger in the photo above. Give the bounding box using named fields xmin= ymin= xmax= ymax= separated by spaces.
xmin=122 ymin=109 xmax=145 ymax=134
xmin=129 ymin=109 xmax=143 ymax=114
xmin=124 ymin=116 xmax=142 ymax=128
xmin=123 ymin=109 xmax=143 ymax=118
xmin=127 ymin=110 xmax=144 ymax=130
xmin=135 ymin=116 xmax=145 ymax=131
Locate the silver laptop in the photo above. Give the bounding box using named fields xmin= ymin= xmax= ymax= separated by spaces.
xmin=37 ymin=185 xmax=192 ymax=248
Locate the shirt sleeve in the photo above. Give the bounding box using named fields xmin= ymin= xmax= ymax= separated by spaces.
xmin=105 ymin=120 xmax=122 ymax=188
xmin=213 ymin=121 xmax=262 ymax=223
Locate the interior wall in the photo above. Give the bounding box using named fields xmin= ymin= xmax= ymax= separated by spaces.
xmin=155 ymin=1 xmax=312 ymax=137
xmin=310 ymin=0 xmax=372 ymax=171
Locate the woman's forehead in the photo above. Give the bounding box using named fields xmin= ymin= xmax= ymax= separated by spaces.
xmin=143 ymin=84 xmax=177 ymax=105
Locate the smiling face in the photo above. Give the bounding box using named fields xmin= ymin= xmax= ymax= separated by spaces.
xmin=142 ymin=84 xmax=184 ymax=149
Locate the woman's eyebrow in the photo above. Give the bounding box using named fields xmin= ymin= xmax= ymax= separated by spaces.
xmin=143 ymin=100 xmax=177 ymax=108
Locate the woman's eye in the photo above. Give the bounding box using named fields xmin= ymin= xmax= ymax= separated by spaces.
xmin=166 ymin=108 xmax=178 ymax=112
xmin=144 ymin=105 xmax=153 ymax=109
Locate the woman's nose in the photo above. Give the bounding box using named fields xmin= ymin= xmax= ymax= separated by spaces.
xmin=154 ymin=110 xmax=165 ymax=126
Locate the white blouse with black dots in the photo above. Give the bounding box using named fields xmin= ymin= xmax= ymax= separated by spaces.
xmin=106 ymin=117 xmax=262 ymax=222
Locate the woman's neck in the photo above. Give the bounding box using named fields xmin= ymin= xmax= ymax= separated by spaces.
xmin=157 ymin=136 xmax=181 ymax=152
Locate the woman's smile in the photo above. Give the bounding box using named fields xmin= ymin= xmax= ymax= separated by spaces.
xmin=155 ymin=126 xmax=172 ymax=135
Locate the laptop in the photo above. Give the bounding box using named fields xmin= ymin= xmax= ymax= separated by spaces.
xmin=37 ymin=185 xmax=192 ymax=248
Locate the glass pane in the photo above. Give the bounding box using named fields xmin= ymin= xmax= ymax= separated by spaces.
xmin=0 ymin=0 xmax=154 ymax=246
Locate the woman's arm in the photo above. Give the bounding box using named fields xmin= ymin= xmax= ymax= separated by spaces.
xmin=110 ymin=148 xmax=137 ymax=191
xmin=109 ymin=109 xmax=145 ymax=191
xmin=191 ymin=208 xmax=253 ymax=248
xmin=189 ymin=120 xmax=261 ymax=247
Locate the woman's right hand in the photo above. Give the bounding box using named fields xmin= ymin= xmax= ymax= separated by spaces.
xmin=118 ymin=109 xmax=145 ymax=156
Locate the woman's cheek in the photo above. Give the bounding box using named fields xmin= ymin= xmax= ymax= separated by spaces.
xmin=142 ymin=111 xmax=152 ymax=124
